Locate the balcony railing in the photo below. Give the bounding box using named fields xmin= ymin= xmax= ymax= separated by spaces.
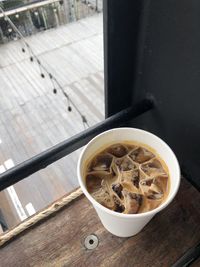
xmin=0 ymin=0 xmax=102 ymax=43
xmin=0 ymin=98 xmax=154 ymax=191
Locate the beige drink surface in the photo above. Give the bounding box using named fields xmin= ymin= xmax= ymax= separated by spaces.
xmin=85 ymin=141 xmax=170 ymax=214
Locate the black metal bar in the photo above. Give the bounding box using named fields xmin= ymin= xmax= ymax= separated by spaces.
xmin=0 ymin=98 xmax=154 ymax=191
xmin=103 ymin=0 xmax=143 ymax=117
xmin=171 ymin=242 xmax=200 ymax=267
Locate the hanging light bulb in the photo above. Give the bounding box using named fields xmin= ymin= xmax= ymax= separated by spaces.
xmin=67 ymin=100 xmax=72 ymax=112
xmin=22 ymin=48 xmax=25 ymax=53
xmin=8 ymin=28 xmax=12 ymax=33
xmin=53 ymin=8 xmax=57 ymax=13
xmin=30 ymin=56 xmax=33 ymax=62
xmin=81 ymin=115 xmax=88 ymax=129
xmin=15 ymin=14 xmax=19 ymax=19
xmin=62 ymin=91 xmax=72 ymax=111
xmin=34 ymin=11 xmax=38 ymax=16
xmin=36 ymin=59 xmax=45 ymax=77
xmin=81 ymin=115 xmax=87 ymax=124
xmin=53 ymin=88 xmax=57 ymax=94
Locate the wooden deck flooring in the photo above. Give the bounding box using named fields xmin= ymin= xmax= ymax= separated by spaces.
xmin=0 ymin=13 xmax=104 ymax=229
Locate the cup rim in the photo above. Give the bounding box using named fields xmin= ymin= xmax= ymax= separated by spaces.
xmin=77 ymin=127 xmax=181 ymax=218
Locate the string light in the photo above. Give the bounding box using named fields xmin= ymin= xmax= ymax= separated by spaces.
xmin=49 ymin=74 xmax=57 ymax=94
xmin=67 ymin=96 xmax=72 ymax=112
xmin=36 ymin=59 xmax=45 ymax=78
xmin=0 ymin=6 xmax=89 ymax=129
xmin=81 ymin=115 xmax=87 ymax=129
xmin=62 ymin=91 xmax=72 ymax=112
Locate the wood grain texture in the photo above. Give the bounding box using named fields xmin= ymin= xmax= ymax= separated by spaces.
xmin=0 ymin=178 xmax=200 ymax=267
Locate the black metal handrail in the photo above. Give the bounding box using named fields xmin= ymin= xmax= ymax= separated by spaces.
xmin=0 ymin=98 xmax=154 ymax=191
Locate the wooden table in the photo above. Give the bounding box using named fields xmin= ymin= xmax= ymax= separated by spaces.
xmin=0 ymin=178 xmax=200 ymax=267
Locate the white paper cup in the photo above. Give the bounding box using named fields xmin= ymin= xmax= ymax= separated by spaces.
xmin=77 ymin=128 xmax=180 ymax=237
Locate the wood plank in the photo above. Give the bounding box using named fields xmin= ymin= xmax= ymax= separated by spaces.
xmin=0 ymin=191 xmax=20 ymax=229
xmin=0 ymin=178 xmax=199 ymax=266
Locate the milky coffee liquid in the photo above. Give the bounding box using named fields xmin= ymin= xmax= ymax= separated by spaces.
xmin=85 ymin=141 xmax=170 ymax=214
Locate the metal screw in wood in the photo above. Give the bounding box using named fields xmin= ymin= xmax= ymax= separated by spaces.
xmin=84 ymin=234 xmax=99 ymax=250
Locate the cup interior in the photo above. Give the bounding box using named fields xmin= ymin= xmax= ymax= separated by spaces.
xmin=77 ymin=128 xmax=180 ymax=218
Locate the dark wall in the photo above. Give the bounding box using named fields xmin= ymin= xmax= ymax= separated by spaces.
xmin=104 ymin=0 xmax=143 ymax=117
xmin=104 ymin=0 xmax=200 ymax=189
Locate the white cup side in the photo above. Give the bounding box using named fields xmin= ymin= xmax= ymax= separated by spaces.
xmin=77 ymin=128 xmax=180 ymax=237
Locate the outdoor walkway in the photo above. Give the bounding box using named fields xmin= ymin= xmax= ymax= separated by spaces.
xmin=0 ymin=13 xmax=104 ymax=228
